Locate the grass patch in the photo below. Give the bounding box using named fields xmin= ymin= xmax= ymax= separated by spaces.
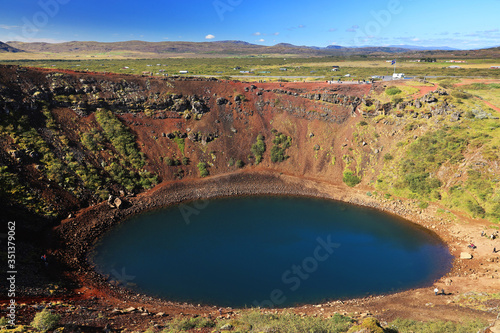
xmin=388 ymin=318 xmax=487 ymax=333
xmin=386 ymin=86 xmax=402 ymax=96
xmin=343 ymin=170 xmax=361 ymax=187
xmin=216 ymin=311 xmax=353 ymax=333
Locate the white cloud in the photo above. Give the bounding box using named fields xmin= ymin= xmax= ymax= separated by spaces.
xmin=298 ymin=25 xmax=306 ymax=28
xmin=346 ymin=25 xmax=359 ymax=32
xmin=253 ymin=32 xmax=262 ymax=36
xmin=273 ymin=32 xmax=280 ymax=36
xmin=205 ymin=34 xmax=215 ymax=40
xmin=3 ymin=36 xmax=67 ymax=43
xmin=0 ymin=24 xmax=19 ymax=30
xmin=258 ymin=38 xmax=265 ymax=42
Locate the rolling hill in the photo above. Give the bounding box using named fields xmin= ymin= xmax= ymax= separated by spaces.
xmin=0 ymin=41 xmax=23 ymax=53
xmin=2 ymin=40 xmax=499 ymax=59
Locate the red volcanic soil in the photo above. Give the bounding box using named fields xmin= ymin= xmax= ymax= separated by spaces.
xmin=412 ymin=84 xmax=438 ymax=99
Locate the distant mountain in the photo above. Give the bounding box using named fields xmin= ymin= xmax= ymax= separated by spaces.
xmin=0 ymin=41 xmax=23 ymax=53
xmin=6 ymin=40 xmax=263 ymax=55
xmin=218 ymin=40 xmax=255 ymax=46
xmin=4 ymin=40 xmax=499 ymax=58
xmin=326 ymin=45 xmax=344 ymax=49
xmin=386 ymin=45 xmax=460 ymax=51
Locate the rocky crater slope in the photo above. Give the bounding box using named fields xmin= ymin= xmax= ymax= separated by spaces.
xmin=1 ymin=65 xmax=500 ymax=224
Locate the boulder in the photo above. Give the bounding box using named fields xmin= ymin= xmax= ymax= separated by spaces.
xmin=107 ymin=195 xmax=115 ymax=208
xmin=123 ymin=307 xmax=137 ymax=313
xmin=422 ymin=94 xmax=438 ymax=104
xmin=108 ymin=195 xmax=124 ymax=209
xmin=216 ymin=97 xmax=228 ymax=105
xmin=220 ymin=324 xmax=233 ymax=330
xmin=450 ymin=112 xmax=461 ymax=122
xmin=489 ymin=321 xmax=500 ymax=333
xmin=113 ymin=197 xmax=123 ymax=209
xmin=460 ymin=252 xmax=473 ymax=259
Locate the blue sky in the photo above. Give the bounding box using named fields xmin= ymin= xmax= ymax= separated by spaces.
xmin=0 ymin=0 xmax=499 ymax=49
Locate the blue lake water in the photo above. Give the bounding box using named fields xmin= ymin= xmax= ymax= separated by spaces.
xmin=91 ymin=196 xmax=452 ymax=308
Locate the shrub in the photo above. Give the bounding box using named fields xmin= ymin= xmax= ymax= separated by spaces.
xmin=172 ymin=137 xmax=185 ymax=155
xmin=270 ymin=146 xmax=287 ymax=163
xmin=343 ymin=170 xmax=361 ymax=187
xmin=235 ymin=160 xmax=244 ymax=168
xmin=31 ymin=309 xmax=60 ymax=332
xmin=386 ymin=86 xmax=402 ymax=95
xmin=197 ymin=162 xmax=209 ymax=178
xmin=270 ymin=132 xmax=292 ymax=163
xmin=451 ymin=90 xmax=472 ymax=100
xmin=404 ymin=173 xmax=442 ymax=195
xmin=167 ymin=316 xmax=215 ymax=331
xmin=490 ymin=203 xmax=500 ymax=220
xmin=181 ymin=157 xmax=189 ymax=165
xmin=466 ymin=200 xmax=485 ymax=218
xmin=359 ymin=120 xmax=368 ymax=126
xmin=466 ymin=170 xmax=493 ymax=201
xmin=348 ymin=317 xmax=385 ymax=333
xmin=251 ymin=134 xmax=266 ymax=164
xmin=384 ymin=153 xmax=394 ymax=161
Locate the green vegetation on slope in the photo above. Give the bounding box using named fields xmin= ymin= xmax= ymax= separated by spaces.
xmin=0 ymin=103 xmax=158 ymax=216
xmin=343 ymin=170 xmax=362 ymax=187
xmin=7 ymin=308 xmax=490 ymax=333
xmin=270 ymin=130 xmax=292 ymax=163
xmin=94 ymin=109 xmax=145 ymax=169
xmin=375 ymin=81 xmax=500 ymax=221
xmin=251 ymin=134 xmax=266 ymax=164
xmin=197 ymin=162 xmax=209 ymax=177
xmin=154 ymin=311 xmax=487 ymax=333
xmin=92 ymin=109 xmax=157 ymax=192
